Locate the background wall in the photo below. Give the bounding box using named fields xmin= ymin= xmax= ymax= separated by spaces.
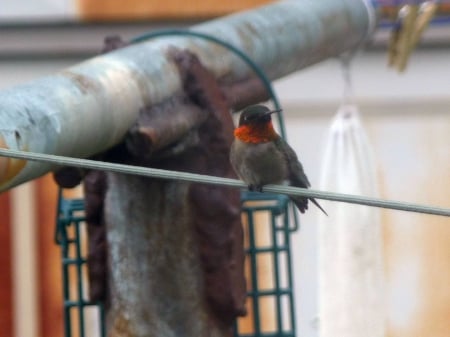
xmin=273 ymin=49 xmax=449 ymax=337
xmin=0 ymin=10 xmax=449 ymax=337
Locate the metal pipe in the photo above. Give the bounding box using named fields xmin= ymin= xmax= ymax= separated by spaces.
xmin=0 ymin=0 xmax=375 ymax=192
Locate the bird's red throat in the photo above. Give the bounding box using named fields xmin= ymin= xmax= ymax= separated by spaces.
xmin=234 ymin=121 xmax=278 ymax=143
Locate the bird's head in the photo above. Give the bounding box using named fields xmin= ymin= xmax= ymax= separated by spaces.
xmin=238 ymin=104 xmax=281 ymax=126
xmin=234 ymin=105 xmax=281 ymax=143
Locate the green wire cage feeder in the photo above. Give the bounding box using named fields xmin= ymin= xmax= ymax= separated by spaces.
xmin=55 ymin=189 xmax=299 ymax=337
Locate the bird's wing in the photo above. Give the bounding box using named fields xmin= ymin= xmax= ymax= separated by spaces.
xmin=275 ymin=137 xmax=311 ymax=188
xmin=275 ymin=137 xmax=328 ymax=216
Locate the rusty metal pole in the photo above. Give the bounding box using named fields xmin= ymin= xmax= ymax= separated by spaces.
xmin=0 ymin=0 xmax=376 ymax=193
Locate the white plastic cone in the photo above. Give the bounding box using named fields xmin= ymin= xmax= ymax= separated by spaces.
xmin=318 ymin=104 xmax=384 ymax=337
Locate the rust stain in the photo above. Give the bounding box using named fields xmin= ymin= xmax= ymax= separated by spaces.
xmin=0 ymin=135 xmax=27 ymax=188
xmin=418 ymin=216 xmax=450 ymax=337
xmin=60 ymin=70 xmax=101 ymax=95
xmin=171 ymin=50 xmax=247 ymax=325
xmin=110 ymin=312 xmax=134 ymax=337
xmin=414 ymin=119 xmax=450 ymax=337
xmin=379 ymin=117 xmax=450 ymax=337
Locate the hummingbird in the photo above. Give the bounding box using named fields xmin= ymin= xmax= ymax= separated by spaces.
xmin=230 ymin=104 xmax=327 ymax=215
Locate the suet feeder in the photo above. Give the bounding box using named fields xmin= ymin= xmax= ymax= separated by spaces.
xmin=55 ymin=189 xmax=299 ymax=337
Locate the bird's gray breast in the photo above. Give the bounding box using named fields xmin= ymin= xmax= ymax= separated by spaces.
xmin=230 ymin=139 xmax=288 ymax=186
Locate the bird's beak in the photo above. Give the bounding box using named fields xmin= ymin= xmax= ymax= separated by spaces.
xmin=265 ymin=109 xmax=282 ymax=116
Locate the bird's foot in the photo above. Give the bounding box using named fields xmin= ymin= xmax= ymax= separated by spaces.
xmin=248 ymin=184 xmax=263 ymax=192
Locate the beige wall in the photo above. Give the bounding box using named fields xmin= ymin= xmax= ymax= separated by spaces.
xmin=275 ymin=50 xmax=449 ymax=336
xmin=281 ymin=101 xmax=449 ymax=337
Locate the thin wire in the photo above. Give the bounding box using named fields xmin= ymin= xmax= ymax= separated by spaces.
xmin=0 ymin=148 xmax=448 ymax=217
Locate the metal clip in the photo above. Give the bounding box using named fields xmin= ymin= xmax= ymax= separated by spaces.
xmin=388 ymin=1 xmax=438 ymax=72
xmin=396 ymin=4 xmax=419 ymax=72
xmin=410 ymin=1 xmax=438 ymax=50
xmin=387 ymin=14 xmax=402 ymax=67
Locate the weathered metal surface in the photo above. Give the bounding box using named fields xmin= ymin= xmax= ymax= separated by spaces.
xmin=83 ymin=170 xmax=108 ymax=303
xmin=54 ymin=49 xmax=246 ymax=336
xmin=0 ymin=0 xmax=374 ymax=193
xmin=105 ymin=51 xmax=245 ymax=336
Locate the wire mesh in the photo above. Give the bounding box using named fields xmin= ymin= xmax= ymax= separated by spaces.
xmin=55 ymin=189 xmax=299 ymax=337
xmin=235 ymin=191 xmax=298 ymax=337
xmin=55 ymin=190 xmax=106 ymax=337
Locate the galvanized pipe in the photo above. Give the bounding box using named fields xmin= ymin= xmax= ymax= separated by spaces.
xmin=0 ymin=0 xmax=375 ymax=192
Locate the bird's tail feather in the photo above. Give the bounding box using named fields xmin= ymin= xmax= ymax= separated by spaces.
xmin=291 ymin=196 xmax=328 ymax=216
xmin=309 ymin=197 xmax=328 ymax=216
